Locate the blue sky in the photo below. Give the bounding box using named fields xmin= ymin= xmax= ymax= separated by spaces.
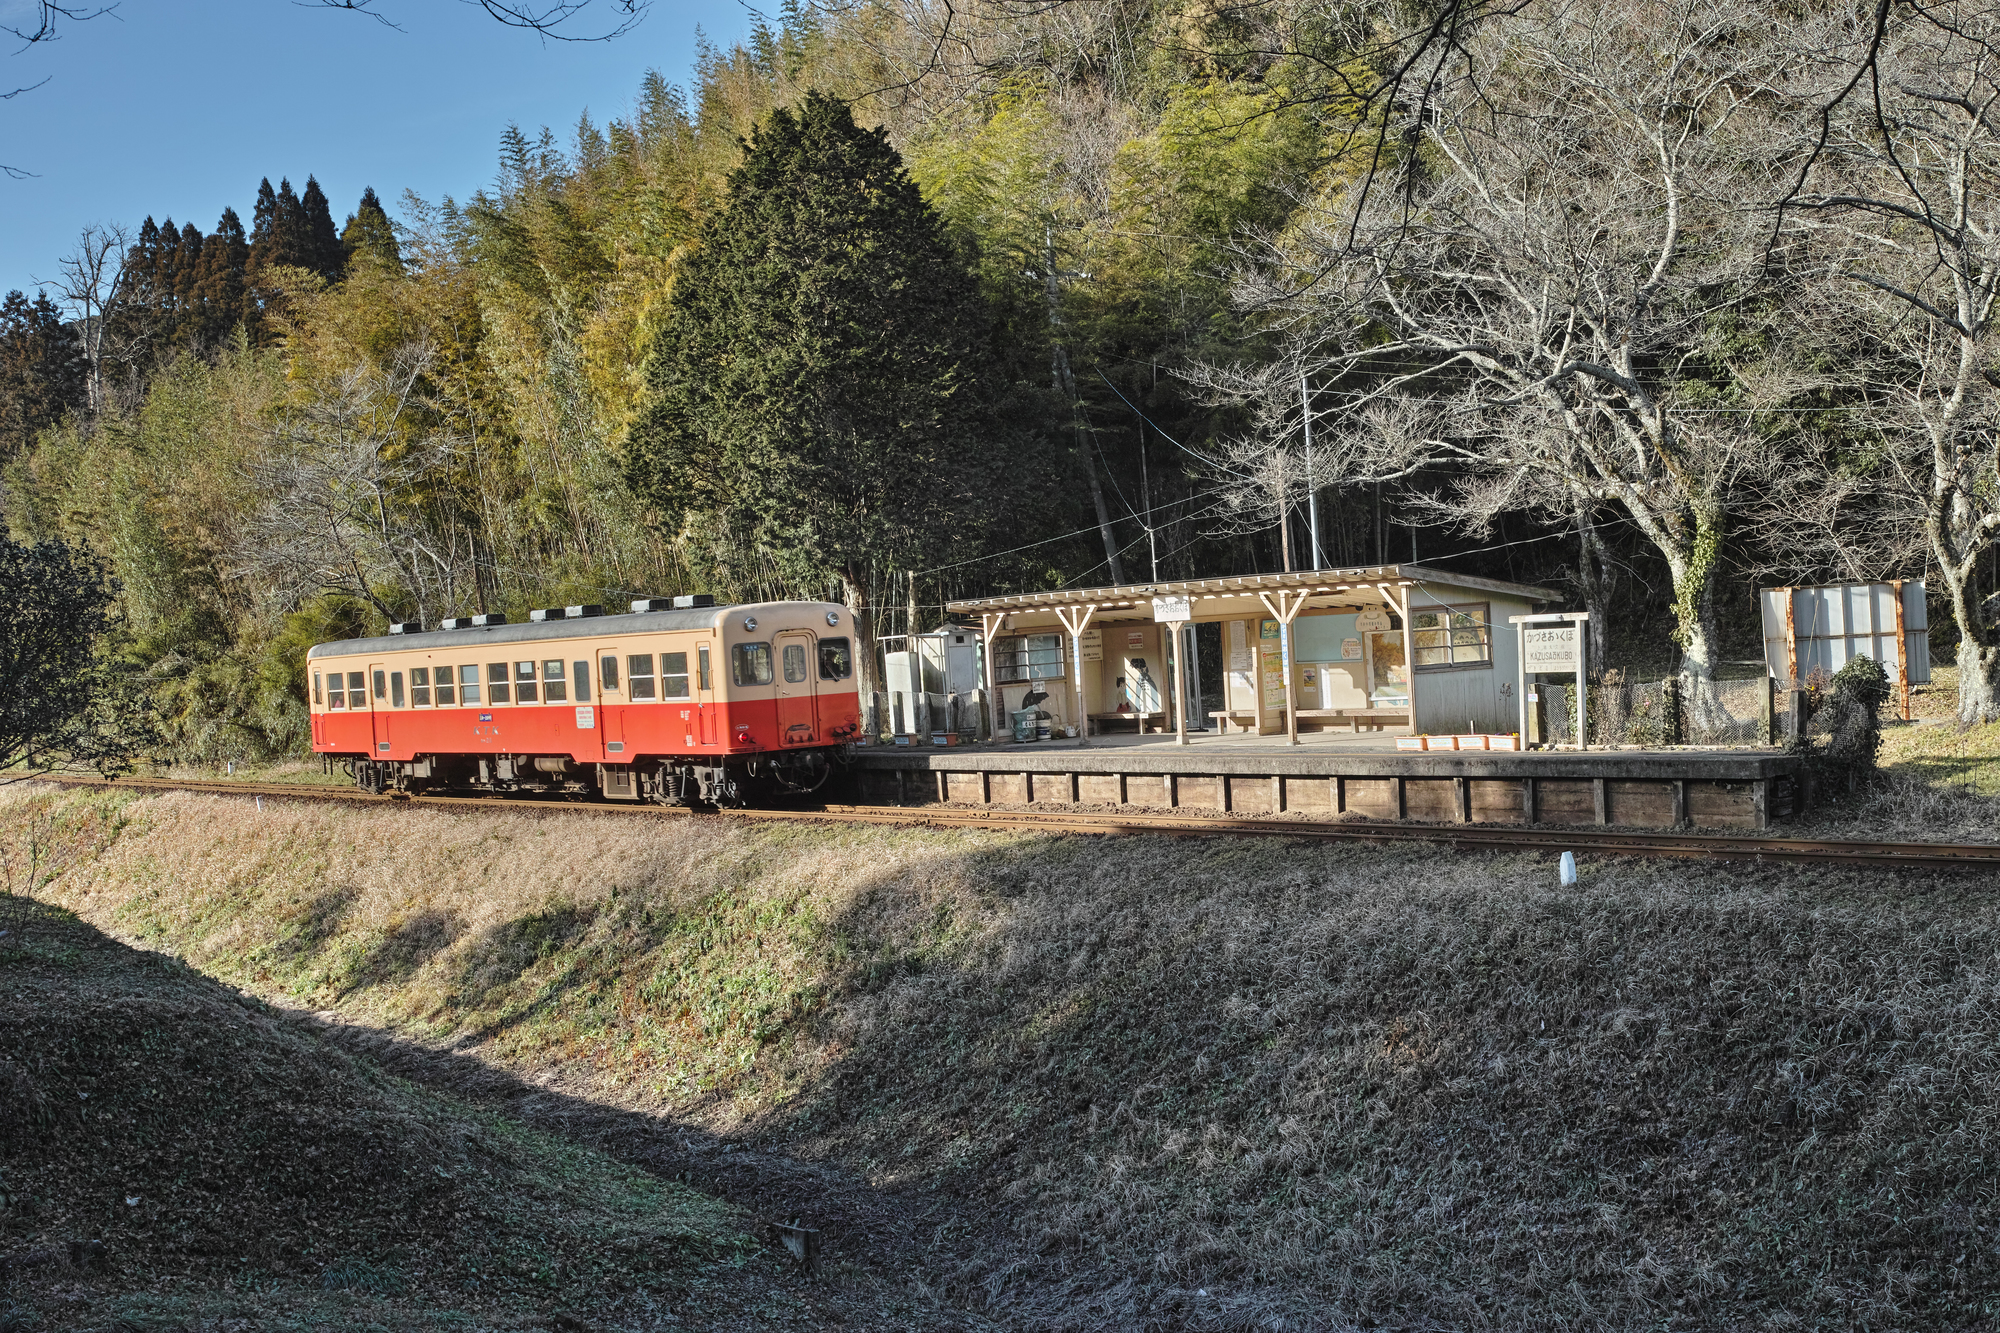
xmin=1 ymin=0 xmax=747 ymax=297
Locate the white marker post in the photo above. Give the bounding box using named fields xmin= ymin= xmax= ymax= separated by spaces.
xmin=1509 ymin=611 xmax=1592 ymax=750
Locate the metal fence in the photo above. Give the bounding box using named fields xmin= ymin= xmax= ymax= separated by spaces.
xmin=1542 ymin=673 xmax=1791 ymax=748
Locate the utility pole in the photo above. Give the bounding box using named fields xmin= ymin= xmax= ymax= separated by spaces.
xmin=1139 ymin=421 xmax=1158 ymax=581
xmin=1303 ymin=372 xmax=1323 ymax=571
xmin=1031 ymin=222 xmax=1123 ymax=585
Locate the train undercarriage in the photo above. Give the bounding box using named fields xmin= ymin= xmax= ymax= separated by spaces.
xmin=336 ymin=747 xmax=843 ymax=807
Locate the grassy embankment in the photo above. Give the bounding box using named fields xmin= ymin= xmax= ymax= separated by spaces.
xmin=10 ymin=782 xmax=2000 ymax=1332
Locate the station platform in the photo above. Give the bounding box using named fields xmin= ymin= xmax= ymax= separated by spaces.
xmin=842 ymin=732 xmax=1803 ymax=829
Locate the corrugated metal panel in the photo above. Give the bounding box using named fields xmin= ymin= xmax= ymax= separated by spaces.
xmin=1759 ymin=582 xmax=1928 ymax=686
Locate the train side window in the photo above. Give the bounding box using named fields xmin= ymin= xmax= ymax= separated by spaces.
xmin=313 ymin=671 xmax=323 ymax=705
xmin=662 ymin=652 xmax=690 ymax=698
xmin=349 ymin=672 xmax=366 ymax=706
xmin=782 ymin=643 xmax=807 ymax=683
xmin=573 ymin=661 xmax=590 ymax=702
xmin=411 ymin=667 xmax=431 ymax=706
xmin=543 ymin=660 xmax=568 ymax=703
xmin=488 ymin=663 xmax=510 ymax=705
xmin=459 ymin=664 xmax=481 ymax=705
xmin=732 ymin=642 xmax=774 ymax=687
xmin=818 ymin=637 xmax=852 ymax=681
xmin=599 ymin=655 xmax=619 ymax=691
xmin=372 ymin=670 xmax=387 ymax=703
xmin=698 ymin=644 xmax=711 ymax=691
xmin=328 ymin=674 xmax=345 ymax=709
xmin=391 ymin=672 xmax=406 ymax=707
xmin=628 ymin=655 xmax=656 ymax=700
xmin=435 ymin=669 xmax=455 ymax=706
xmin=515 ymin=661 xmax=539 ymax=703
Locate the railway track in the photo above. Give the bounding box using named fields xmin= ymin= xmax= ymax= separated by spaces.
xmin=30 ymin=773 xmax=2000 ymax=872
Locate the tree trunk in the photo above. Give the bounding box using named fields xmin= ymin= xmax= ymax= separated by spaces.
xmin=1941 ymin=561 xmax=2000 ymax=723
xmin=1078 ymin=433 xmax=1125 ymax=585
xmin=1574 ymin=515 xmax=1615 ymax=686
xmin=1668 ymin=524 xmax=1725 ymax=733
xmin=840 ymin=566 xmax=882 ymax=737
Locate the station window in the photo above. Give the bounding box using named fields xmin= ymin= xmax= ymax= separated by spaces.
xmin=459 ymin=664 xmax=481 ymax=705
xmin=390 ymin=671 xmax=406 ymax=707
xmin=782 ymin=643 xmax=807 ymax=683
xmin=411 ymin=667 xmax=431 ymax=706
xmin=373 ymin=670 xmax=387 ymax=702
xmin=313 ymin=671 xmax=323 ymax=706
xmin=818 ymin=637 xmax=852 ymax=681
xmin=697 ymin=644 xmax=711 ymax=691
xmin=488 ymin=663 xmax=510 ymax=705
xmin=328 ymin=674 xmax=345 ymax=709
xmin=599 ymin=655 xmax=619 ymax=691
xmin=992 ymin=634 xmax=1064 ymax=683
xmin=732 ymin=642 xmax=774 ymax=687
xmin=349 ymin=672 xmax=366 ymax=706
xmin=572 ymin=661 xmax=589 ymax=702
xmin=1411 ymin=603 xmax=1492 ymax=670
xmin=628 ymin=654 xmax=656 ymax=700
xmin=662 ymin=651 xmax=690 ymax=698
xmin=543 ymin=660 xmax=568 ymax=703
xmin=515 ymin=661 xmax=539 ymax=703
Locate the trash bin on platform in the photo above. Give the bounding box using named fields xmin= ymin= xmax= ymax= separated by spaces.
xmin=1011 ymin=709 xmax=1039 ymax=743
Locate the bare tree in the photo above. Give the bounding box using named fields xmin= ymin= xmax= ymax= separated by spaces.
xmin=1226 ymin=0 xmax=1810 ymax=724
xmin=40 ymin=223 xmax=130 ymax=416
xmin=1785 ymin=0 xmax=2000 ymax=723
xmin=238 ymin=343 xmax=477 ymax=626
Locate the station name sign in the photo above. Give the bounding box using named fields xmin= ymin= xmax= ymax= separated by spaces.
xmin=1151 ymin=595 xmax=1193 ymax=623
xmin=1523 ymin=624 xmax=1582 ymax=674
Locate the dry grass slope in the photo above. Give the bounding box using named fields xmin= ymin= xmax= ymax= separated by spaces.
xmin=14 ymin=783 xmax=2000 ymax=1331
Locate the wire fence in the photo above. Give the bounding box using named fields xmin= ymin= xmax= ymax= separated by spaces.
xmin=1541 ymin=672 xmax=1790 ymax=748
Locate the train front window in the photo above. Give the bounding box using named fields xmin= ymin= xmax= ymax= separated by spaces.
xmin=732 ymin=642 xmax=774 ymax=687
xmin=599 ymin=655 xmax=619 ymax=691
xmin=817 ymin=637 xmax=851 ymax=681
xmin=628 ymin=654 xmax=655 ymax=700
xmin=488 ymin=663 xmax=510 ymax=704
xmin=459 ymin=664 xmax=481 ymax=705
xmin=410 ymin=667 xmax=430 ymax=706
xmin=328 ymin=674 xmax=345 ymax=709
xmin=515 ymin=661 xmax=538 ymax=703
xmin=782 ymin=643 xmax=807 ymax=683
xmin=662 ymin=652 xmax=689 ymax=698
xmin=543 ymin=660 xmax=568 ymax=703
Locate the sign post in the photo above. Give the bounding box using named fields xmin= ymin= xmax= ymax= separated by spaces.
xmin=1153 ymin=595 xmax=1193 ymax=746
xmin=1509 ymin=612 xmax=1591 ymax=749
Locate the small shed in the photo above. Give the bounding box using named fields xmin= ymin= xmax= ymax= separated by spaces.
xmin=948 ymin=564 xmax=1558 ymax=744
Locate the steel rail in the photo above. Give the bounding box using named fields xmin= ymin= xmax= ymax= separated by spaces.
xmin=29 ymin=774 xmax=2000 ymax=872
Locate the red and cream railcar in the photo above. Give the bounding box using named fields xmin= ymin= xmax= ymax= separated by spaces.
xmin=307 ymin=599 xmax=860 ymax=805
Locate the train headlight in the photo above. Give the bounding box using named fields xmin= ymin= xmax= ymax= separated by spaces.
xmin=826 ymin=611 xmax=839 ymax=626
xmin=742 ymin=616 xmax=757 ymax=631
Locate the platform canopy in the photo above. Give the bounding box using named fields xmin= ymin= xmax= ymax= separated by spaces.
xmin=946 ymin=563 xmax=1559 ymax=629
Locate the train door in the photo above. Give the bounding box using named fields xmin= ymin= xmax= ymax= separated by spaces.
xmin=775 ymin=630 xmax=817 ymax=746
xmin=594 ymin=646 xmax=627 ymax=758
xmin=367 ymin=661 xmax=389 ymax=756
xmin=696 ymin=642 xmax=715 ymax=746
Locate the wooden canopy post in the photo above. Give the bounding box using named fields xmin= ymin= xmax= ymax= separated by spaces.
xmin=1381 ymin=582 xmax=1418 ymax=734
xmin=1054 ymin=603 xmax=1098 ymax=747
xmin=981 ymin=611 xmax=1008 ymax=743
xmin=1258 ymin=588 xmax=1313 ymax=746
xmin=1167 ymin=621 xmax=1189 ymax=746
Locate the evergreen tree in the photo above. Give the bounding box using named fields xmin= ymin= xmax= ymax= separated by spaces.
xmin=299 ymin=175 xmax=345 ymax=283
xmin=625 ymin=92 xmax=1047 ymax=700
xmin=0 ymin=291 xmax=84 ymax=459
xmin=169 ymin=221 xmax=205 ymax=339
xmin=340 ymin=187 xmax=403 ymax=273
xmin=190 ymin=207 xmax=250 ymax=345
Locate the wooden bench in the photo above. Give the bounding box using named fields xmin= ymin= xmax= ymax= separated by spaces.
xmin=1089 ymin=710 xmax=1167 ymax=735
xmin=1211 ymin=707 xmax=1411 ymax=734
xmin=1209 ymin=710 xmax=1257 ymax=733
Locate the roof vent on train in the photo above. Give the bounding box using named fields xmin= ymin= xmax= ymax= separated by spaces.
xmin=388 ymin=621 xmax=423 ymax=635
xmin=439 ymin=617 xmax=475 ymax=631
xmin=528 ymin=607 xmax=566 ymax=622
xmin=471 ymin=613 xmax=507 ymax=627
xmin=629 ymin=594 xmax=718 ymax=612
xmin=564 ymin=604 xmax=605 ymax=618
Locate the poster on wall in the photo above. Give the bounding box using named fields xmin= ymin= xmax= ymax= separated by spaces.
xmin=1258 ymin=619 xmax=1287 ymax=717
xmin=1227 ymin=620 xmax=1251 ymax=671
xmin=1342 ymin=637 xmax=1363 ymax=660
xmin=1080 ymin=628 xmax=1103 ymax=662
